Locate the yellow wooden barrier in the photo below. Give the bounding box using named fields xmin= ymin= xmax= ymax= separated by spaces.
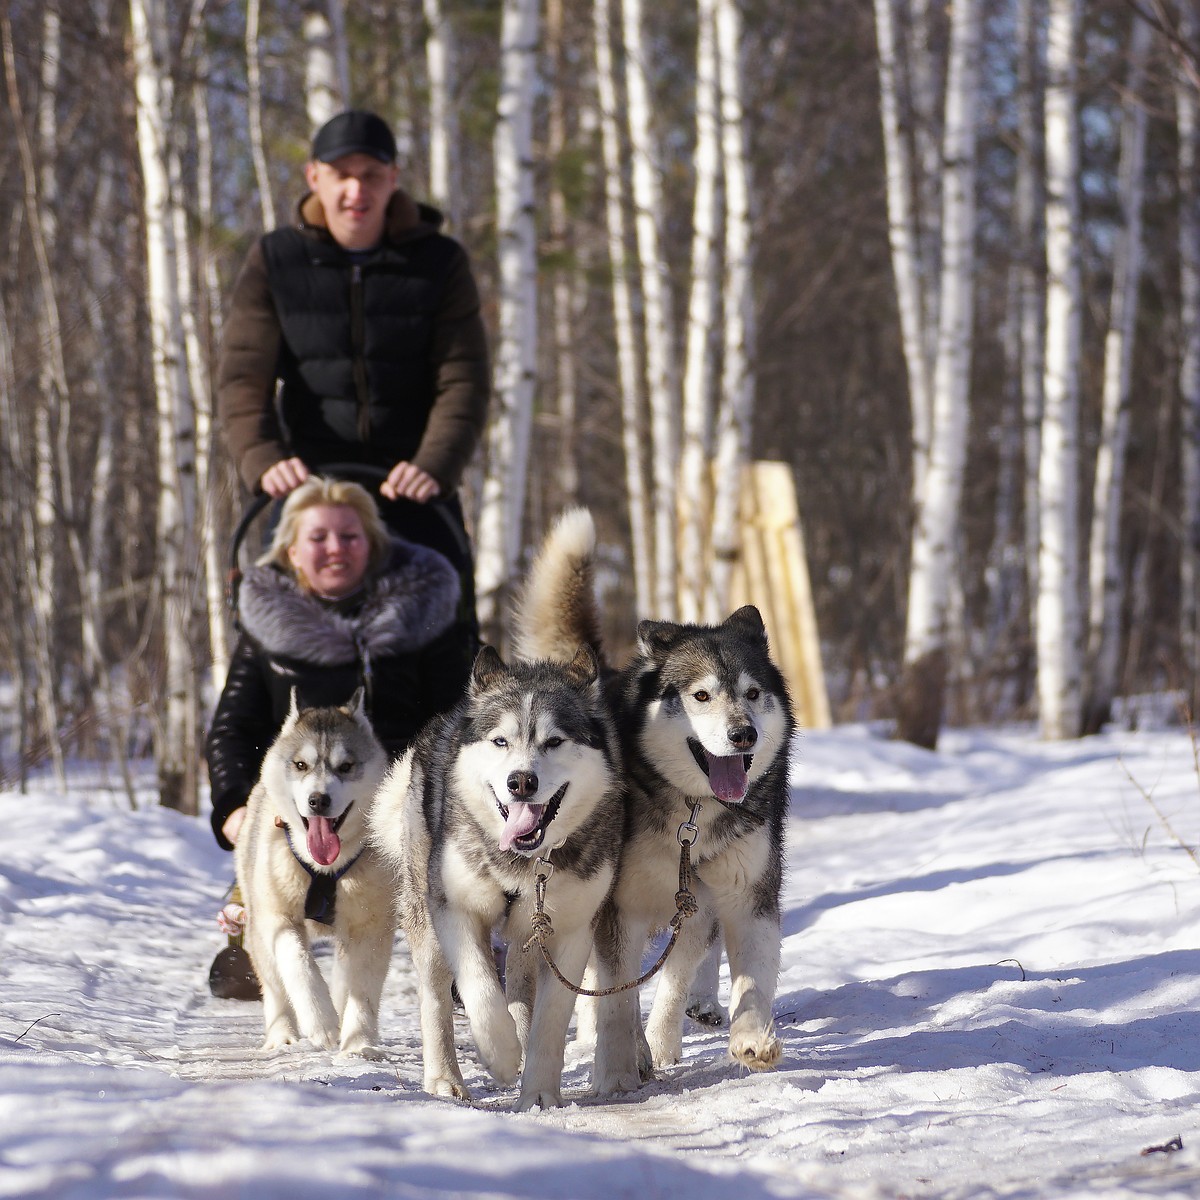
xmin=728 ymin=461 xmax=831 ymax=730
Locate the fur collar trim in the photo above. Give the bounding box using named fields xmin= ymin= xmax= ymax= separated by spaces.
xmin=237 ymin=538 xmax=460 ymax=665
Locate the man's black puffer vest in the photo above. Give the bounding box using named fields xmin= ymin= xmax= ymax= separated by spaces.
xmin=261 ymin=226 xmax=461 ymax=470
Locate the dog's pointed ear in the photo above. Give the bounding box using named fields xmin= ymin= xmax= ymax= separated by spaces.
xmin=565 ymin=643 xmax=599 ymax=688
xmin=340 ymin=687 xmax=367 ymax=718
xmin=471 ymin=644 xmax=508 ymax=692
xmin=637 ymin=619 xmax=681 ymax=660
xmin=726 ymin=605 xmax=767 ymax=644
xmin=286 ymin=687 xmax=302 ymax=722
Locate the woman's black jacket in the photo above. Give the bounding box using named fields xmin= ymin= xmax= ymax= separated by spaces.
xmin=205 ymin=537 xmax=467 ymax=849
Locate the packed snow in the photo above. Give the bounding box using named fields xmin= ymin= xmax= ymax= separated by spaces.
xmin=4 ymin=723 xmax=1200 ymax=1199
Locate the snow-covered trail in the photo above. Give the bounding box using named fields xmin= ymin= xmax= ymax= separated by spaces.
xmin=5 ymin=728 xmax=1200 ymax=1198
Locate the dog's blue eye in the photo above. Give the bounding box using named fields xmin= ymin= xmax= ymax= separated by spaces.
xmin=493 ymin=737 xmax=508 ymax=748
xmin=693 ymin=691 xmax=710 ymax=703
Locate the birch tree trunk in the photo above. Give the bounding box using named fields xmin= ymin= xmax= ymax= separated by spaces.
xmin=679 ymin=0 xmax=721 ymax=623
xmin=895 ymin=0 xmax=980 ymax=749
xmin=474 ymin=0 xmax=540 ymax=644
xmin=246 ymin=0 xmax=277 ymax=230
xmin=191 ymin=25 xmax=230 ymax=685
xmin=707 ymin=0 xmax=757 ymax=623
xmin=1017 ymin=0 xmax=1046 ymax=633
xmin=131 ymin=0 xmax=201 ymax=811
xmin=1038 ymin=0 xmax=1084 ymax=740
xmin=1083 ymin=15 xmax=1151 ymax=733
xmin=594 ymin=0 xmax=653 ymax=613
xmin=874 ymin=0 xmax=934 ymax=493
xmin=424 ymin=0 xmax=462 ymax=230
xmin=624 ymin=0 xmax=680 ymax=619
xmin=2 ymin=14 xmax=67 ymax=784
xmin=547 ymin=0 xmax=579 ymax=505
xmin=0 ymin=287 xmax=37 ymax=789
xmin=303 ymin=1 xmax=345 ymax=130
xmin=1177 ymin=0 xmax=1200 ymax=715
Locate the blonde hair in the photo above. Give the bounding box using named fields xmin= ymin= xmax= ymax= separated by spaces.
xmin=258 ymin=477 xmax=392 ymax=575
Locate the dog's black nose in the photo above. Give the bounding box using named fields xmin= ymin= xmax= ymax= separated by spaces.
xmin=308 ymin=792 xmax=331 ymax=815
xmin=729 ymin=725 xmax=757 ymax=752
xmin=507 ymin=771 xmax=538 ymax=798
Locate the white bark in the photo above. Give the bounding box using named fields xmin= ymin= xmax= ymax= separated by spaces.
xmin=594 ymin=0 xmax=652 ymax=611
xmin=679 ymin=0 xmax=721 ymax=623
xmin=303 ymin=2 xmax=343 ymax=131
xmin=1178 ymin=1 xmax=1200 ymax=698
xmin=424 ymin=0 xmax=462 ymax=229
xmin=623 ymin=0 xmax=680 ymax=619
xmin=191 ymin=26 xmax=230 ymax=684
xmin=1037 ymin=0 xmax=1084 ymax=739
xmin=707 ymin=0 xmax=757 ymax=623
xmin=474 ymin=0 xmax=540 ymax=640
xmin=547 ymin=0 xmax=579 ymax=503
xmin=245 ymin=0 xmax=277 ymax=229
xmin=1017 ymin=0 xmax=1046 ymax=614
xmin=902 ymin=0 xmax=980 ymax=668
xmin=131 ymin=0 xmax=201 ymax=810
xmin=1085 ymin=16 xmax=1151 ymax=724
xmin=874 ymin=0 xmax=934 ymax=490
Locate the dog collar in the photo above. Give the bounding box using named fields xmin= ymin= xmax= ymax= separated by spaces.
xmin=281 ymin=824 xmax=364 ymax=926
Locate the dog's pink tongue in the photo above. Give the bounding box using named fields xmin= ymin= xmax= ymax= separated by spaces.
xmin=307 ymin=817 xmax=341 ymax=866
xmin=499 ymin=803 xmax=545 ymax=852
xmin=707 ymin=755 xmax=749 ymax=802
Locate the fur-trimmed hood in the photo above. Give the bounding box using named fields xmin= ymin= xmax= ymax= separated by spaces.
xmin=237 ymin=538 xmax=460 ymax=666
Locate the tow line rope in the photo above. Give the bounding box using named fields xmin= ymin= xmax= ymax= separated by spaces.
xmin=521 ymin=801 xmax=702 ymax=997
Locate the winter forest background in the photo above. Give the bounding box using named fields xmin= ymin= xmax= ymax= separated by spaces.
xmin=1 ymin=0 xmax=1197 ymax=814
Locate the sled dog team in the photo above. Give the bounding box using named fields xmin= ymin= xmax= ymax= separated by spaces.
xmin=234 ymin=507 xmax=796 ymax=1110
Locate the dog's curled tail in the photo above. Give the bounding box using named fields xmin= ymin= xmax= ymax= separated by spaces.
xmin=513 ymin=507 xmax=604 ymax=665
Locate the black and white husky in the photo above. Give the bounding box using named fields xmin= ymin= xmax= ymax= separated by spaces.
xmin=234 ymin=690 xmax=393 ymax=1057
xmin=519 ymin=509 xmax=796 ymax=1094
xmin=369 ymin=521 xmax=623 ymax=1110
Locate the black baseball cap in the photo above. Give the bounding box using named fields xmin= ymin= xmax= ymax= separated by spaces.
xmin=311 ymin=110 xmax=397 ymax=165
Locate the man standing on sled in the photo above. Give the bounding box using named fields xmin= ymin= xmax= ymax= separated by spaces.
xmin=216 ymin=108 xmax=489 ymax=662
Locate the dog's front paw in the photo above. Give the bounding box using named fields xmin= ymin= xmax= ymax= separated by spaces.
xmin=514 ymin=1086 xmax=562 ymax=1112
xmin=337 ymin=1040 xmax=385 ymax=1062
xmin=589 ymin=1066 xmax=644 ymax=1096
xmin=303 ymin=1023 xmax=339 ymax=1052
xmin=262 ymin=1017 xmax=300 ymax=1050
xmin=475 ymin=1012 xmax=522 ymax=1085
xmin=428 ymin=1074 xmax=471 ymax=1102
xmin=728 ymin=1026 xmax=782 ymax=1071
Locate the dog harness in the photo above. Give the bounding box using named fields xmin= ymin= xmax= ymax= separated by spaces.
xmin=281 ymin=824 xmax=365 ymax=925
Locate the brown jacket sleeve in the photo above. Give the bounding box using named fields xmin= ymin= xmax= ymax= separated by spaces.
xmin=410 ymin=244 xmax=491 ymax=492
xmin=216 ymin=240 xmax=289 ymax=492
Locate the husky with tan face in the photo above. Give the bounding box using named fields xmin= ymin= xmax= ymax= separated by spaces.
xmin=516 ymin=509 xmax=796 ymax=1095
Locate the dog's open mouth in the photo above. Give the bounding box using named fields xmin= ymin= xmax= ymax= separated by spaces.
xmin=688 ymin=739 xmax=752 ymax=803
xmin=301 ymin=806 xmax=352 ymax=867
xmin=495 ymin=783 xmax=567 ymax=855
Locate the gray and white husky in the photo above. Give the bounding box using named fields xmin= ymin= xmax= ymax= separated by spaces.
xmin=234 ymin=690 xmax=393 ymax=1057
xmin=518 ymin=508 xmax=796 ymax=1094
xmin=369 ymin=529 xmax=623 ymax=1108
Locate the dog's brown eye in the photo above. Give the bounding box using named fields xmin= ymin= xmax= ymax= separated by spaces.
xmin=338 ymin=761 xmax=355 ymax=774
xmin=293 ymin=760 xmax=308 ymax=772
xmin=746 ymin=687 xmax=760 ymax=701
xmin=545 ymin=736 xmax=564 ymax=749
xmin=693 ymin=690 xmax=710 ymax=702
